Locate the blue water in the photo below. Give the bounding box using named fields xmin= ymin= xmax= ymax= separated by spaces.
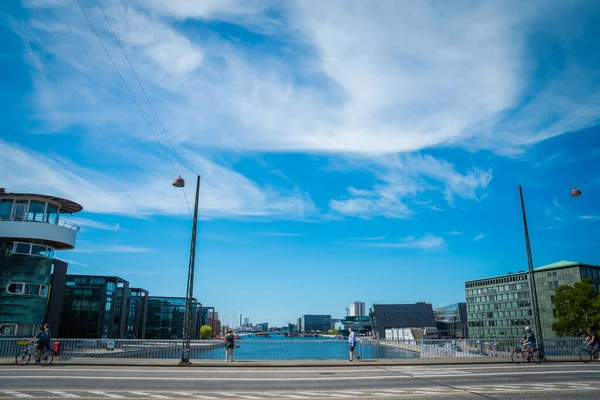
xmin=195 ymin=334 xmax=419 ymax=360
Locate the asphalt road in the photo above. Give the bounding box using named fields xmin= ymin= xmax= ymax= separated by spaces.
xmin=0 ymin=363 xmax=599 ymax=399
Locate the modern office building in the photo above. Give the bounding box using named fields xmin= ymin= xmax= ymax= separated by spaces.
xmin=58 ymin=275 xmax=129 ymax=339
xmin=465 ymin=261 xmax=600 ymax=338
xmin=338 ymin=316 xmax=372 ymax=337
xmin=349 ymin=301 xmax=366 ymax=317
xmin=144 ymin=296 xmax=201 ymax=340
xmin=300 ymin=315 xmax=332 ymax=332
xmin=296 ymin=317 xmax=302 ymax=332
xmin=371 ymin=303 xmax=437 ymax=339
xmin=255 ymin=322 xmax=268 ymax=331
xmin=0 ymin=189 xmax=82 ymax=337
xmin=126 ymin=288 xmax=149 ymax=339
xmin=434 ymin=303 xmax=468 ymax=339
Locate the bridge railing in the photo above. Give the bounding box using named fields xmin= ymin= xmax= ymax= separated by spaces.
xmin=0 ymin=337 xmax=588 ymax=360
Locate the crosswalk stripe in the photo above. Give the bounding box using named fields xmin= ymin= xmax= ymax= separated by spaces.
xmin=128 ymin=392 xmax=170 ymax=399
xmin=48 ymin=391 xmax=82 ymax=398
xmin=2 ymin=392 xmax=33 ymax=398
xmin=86 ymin=391 xmax=125 ymax=399
xmin=172 ymin=393 xmax=218 ymax=399
xmin=219 ymin=394 xmax=261 ymax=399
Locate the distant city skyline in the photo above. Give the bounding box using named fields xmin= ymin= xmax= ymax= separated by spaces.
xmin=1 ymin=1 xmax=600 ymax=327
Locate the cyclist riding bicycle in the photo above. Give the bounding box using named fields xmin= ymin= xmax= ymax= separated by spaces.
xmin=31 ymin=325 xmax=50 ymax=364
xmin=520 ymin=326 xmax=536 ymax=357
xmin=584 ymin=327 xmax=599 ymax=360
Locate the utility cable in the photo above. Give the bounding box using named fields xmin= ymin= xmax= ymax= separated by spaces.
xmin=75 ymin=0 xmax=179 ymax=176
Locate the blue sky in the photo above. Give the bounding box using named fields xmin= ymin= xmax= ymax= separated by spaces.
xmin=1 ymin=0 xmax=600 ymax=327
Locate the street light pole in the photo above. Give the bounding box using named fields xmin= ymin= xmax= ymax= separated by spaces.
xmin=174 ymin=175 xmax=201 ymax=365
xmin=518 ymin=185 xmax=544 ymax=352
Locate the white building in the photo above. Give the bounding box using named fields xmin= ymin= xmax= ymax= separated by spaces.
xmin=349 ymin=301 xmax=366 ymax=317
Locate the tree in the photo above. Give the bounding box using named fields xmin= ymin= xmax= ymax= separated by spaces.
xmin=328 ymin=330 xmax=339 ymax=335
xmin=200 ymin=325 xmax=212 ymax=339
xmin=552 ymin=279 xmax=598 ymax=337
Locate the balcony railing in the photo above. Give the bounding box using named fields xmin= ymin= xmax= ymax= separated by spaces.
xmin=0 ymin=215 xmax=79 ymax=232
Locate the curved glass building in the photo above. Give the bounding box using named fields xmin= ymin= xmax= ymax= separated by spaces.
xmin=0 ymin=188 xmax=82 ymax=337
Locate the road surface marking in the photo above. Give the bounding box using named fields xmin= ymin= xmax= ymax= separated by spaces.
xmin=2 ymin=392 xmax=33 ymax=398
xmin=2 ymin=369 xmax=599 ymax=382
xmin=48 ymin=391 xmax=82 ymax=398
xmin=128 ymin=392 xmax=171 ymax=399
xmin=218 ymin=394 xmax=261 ymax=399
xmin=86 ymin=391 xmax=125 ymax=398
xmin=295 ymin=392 xmax=346 ymax=398
xmin=172 ymin=393 xmax=218 ymax=399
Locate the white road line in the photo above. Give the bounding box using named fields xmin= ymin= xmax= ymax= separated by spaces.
xmin=218 ymin=394 xmax=261 ymax=399
xmin=2 ymin=392 xmax=33 ymax=398
xmin=1 ymin=369 xmax=598 ymax=382
xmin=48 ymin=391 xmax=82 ymax=398
xmin=128 ymin=392 xmax=170 ymax=399
xmin=171 ymin=393 xmax=218 ymax=399
xmin=86 ymin=392 xmax=125 ymax=399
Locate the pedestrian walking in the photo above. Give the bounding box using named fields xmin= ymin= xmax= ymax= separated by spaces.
xmin=225 ymin=329 xmax=235 ymax=362
xmin=348 ymin=327 xmax=360 ymax=361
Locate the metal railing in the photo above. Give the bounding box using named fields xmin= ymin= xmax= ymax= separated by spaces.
xmin=0 ymin=215 xmax=80 ymax=231
xmin=0 ymin=337 xmax=589 ymax=360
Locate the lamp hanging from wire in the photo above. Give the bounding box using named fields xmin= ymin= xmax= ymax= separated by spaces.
xmin=173 ymin=176 xmax=185 ymax=188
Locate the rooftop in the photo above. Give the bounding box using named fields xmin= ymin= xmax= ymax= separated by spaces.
xmin=466 ymin=260 xmax=600 ymax=283
xmin=1 ymin=192 xmax=83 ymax=214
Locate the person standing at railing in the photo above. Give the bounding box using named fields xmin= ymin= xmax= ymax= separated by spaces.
xmin=224 ymin=329 xmax=235 ymax=362
xmin=348 ymin=327 xmax=360 ymax=361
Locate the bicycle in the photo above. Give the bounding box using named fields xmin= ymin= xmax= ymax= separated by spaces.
xmin=511 ymin=344 xmax=544 ymax=364
xmin=579 ymin=343 xmax=599 ymax=363
xmin=15 ymin=340 xmax=54 ymax=366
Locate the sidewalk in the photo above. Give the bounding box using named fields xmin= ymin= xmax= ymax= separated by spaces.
xmin=1 ymin=356 xmax=581 ymax=367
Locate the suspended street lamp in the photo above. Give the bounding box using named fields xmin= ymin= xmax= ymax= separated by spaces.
xmin=173 ymin=176 xmax=185 ymax=188
xmin=571 ymin=186 xmax=582 ymax=197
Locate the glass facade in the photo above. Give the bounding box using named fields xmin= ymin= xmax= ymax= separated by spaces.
xmin=465 ymin=273 xmax=531 ymax=337
xmin=126 ymin=288 xmax=148 ymax=339
xmin=0 ymin=239 xmax=52 ymax=337
xmin=145 ymin=297 xmax=201 ymax=340
xmin=58 ymin=275 xmax=129 ymax=339
xmin=300 ymin=315 xmax=332 ymax=332
xmin=434 ymin=303 xmax=468 ymax=339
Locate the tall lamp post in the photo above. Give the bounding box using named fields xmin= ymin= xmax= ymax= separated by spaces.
xmin=518 ymin=185 xmax=582 ymax=353
xmin=173 ymin=174 xmax=201 ymax=365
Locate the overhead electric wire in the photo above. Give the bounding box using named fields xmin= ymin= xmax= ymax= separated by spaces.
xmin=75 ymin=0 xmax=178 ymax=176
xmin=76 ymin=0 xmax=194 ymax=218
xmin=95 ymin=0 xmax=201 ymax=180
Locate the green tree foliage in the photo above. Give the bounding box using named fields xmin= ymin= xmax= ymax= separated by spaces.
xmin=328 ymin=330 xmax=339 ymax=335
xmin=200 ymin=325 xmax=213 ymax=339
xmin=552 ymin=279 xmax=598 ymax=336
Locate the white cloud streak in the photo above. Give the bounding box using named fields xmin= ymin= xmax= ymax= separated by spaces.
xmin=364 ymin=235 xmax=446 ymax=251
xmin=474 ymin=233 xmax=487 ymax=241
xmin=72 ymin=245 xmax=151 ymax=253
xmin=69 ymin=217 xmax=120 ymax=231
xmin=0 ymin=140 xmax=315 ymax=219
xmin=330 ymin=154 xmax=492 ymax=219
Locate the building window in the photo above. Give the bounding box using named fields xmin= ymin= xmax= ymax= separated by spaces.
xmin=6 ymin=282 xmax=48 ymax=297
xmin=7 ymin=283 xmax=24 ymax=294
xmin=0 ymin=324 xmax=18 ymax=336
xmin=0 ymin=199 xmax=13 ymax=219
xmin=11 ymin=242 xmax=55 ymax=259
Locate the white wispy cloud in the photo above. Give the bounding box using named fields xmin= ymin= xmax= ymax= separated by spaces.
xmin=474 ymin=233 xmax=487 ymax=241
xmin=72 ymin=245 xmax=152 ymax=253
xmin=69 ymin=217 xmax=120 ymax=231
xmin=447 ymin=231 xmax=463 ymax=236
xmin=580 ymin=216 xmax=600 ymax=221
xmin=255 ymin=232 xmax=307 ymax=237
xmin=0 ymin=139 xmax=315 ymax=219
xmin=57 ymin=259 xmax=88 ymax=267
xmin=329 ymin=154 xmax=491 ymax=219
xmin=350 ymin=236 xmax=386 ymax=241
xmin=364 ymin=235 xmax=446 ymax=251
xmin=13 ymin=0 xmax=599 ymax=154
xmin=5 ymin=0 xmax=599 ymax=222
